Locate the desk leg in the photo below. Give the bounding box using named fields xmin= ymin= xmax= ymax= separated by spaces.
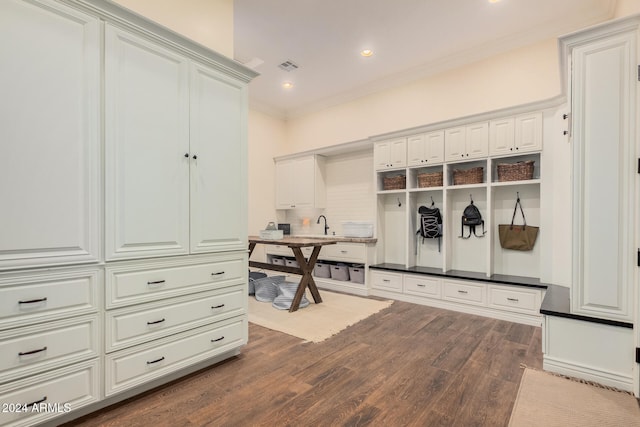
xmin=290 ymin=246 xmax=323 ymax=312
xmin=248 ymin=242 xmax=257 ymax=258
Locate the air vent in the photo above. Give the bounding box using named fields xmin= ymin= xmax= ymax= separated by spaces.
xmin=278 ymin=60 xmax=299 ymax=72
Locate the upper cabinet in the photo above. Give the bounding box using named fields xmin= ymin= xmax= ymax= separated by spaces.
xmin=489 ymin=112 xmax=542 ymax=156
xmin=275 ymin=155 xmax=326 ymax=209
xmin=407 ymin=131 xmax=445 ymax=166
xmin=564 ymin=17 xmax=638 ymax=322
xmin=0 ymin=0 xmax=101 ymax=270
xmin=105 ymin=25 xmax=248 ymax=260
xmin=444 ymin=122 xmax=489 ymax=162
xmin=374 ymin=139 xmax=407 ymax=170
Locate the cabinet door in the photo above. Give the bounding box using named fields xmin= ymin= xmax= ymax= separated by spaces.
xmin=515 ymin=112 xmax=542 ymax=153
xmin=292 ymin=156 xmax=315 ymax=208
xmin=190 ymin=63 xmax=247 ymax=253
xmin=0 ymin=0 xmax=100 ymax=269
xmin=407 ymin=135 xmax=426 ymax=166
xmin=466 ymin=122 xmax=489 ymax=159
xmin=444 ymin=127 xmax=466 ymax=161
xmin=389 ymin=139 xmax=407 ymax=168
xmin=489 ymin=117 xmax=515 ymax=156
xmin=275 ymin=159 xmax=296 ymax=209
xmin=105 ymin=25 xmax=190 ymax=260
xmin=571 ymin=30 xmax=635 ymax=321
xmin=424 ymin=131 xmax=445 ymax=164
xmin=373 ymin=142 xmax=392 ymax=170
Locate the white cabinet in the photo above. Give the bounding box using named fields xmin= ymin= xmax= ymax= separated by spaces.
xmin=0 ymin=0 xmax=101 ymax=270
xmin=489 ymin=113 xmax=542 ymax=156
xmin=407 ymin=131 xmax=445 ymax=166
xmin=444 ymin=122 xmax=488 ymax=161
xmin=105 ymin=25 xmax=247 ymax=260
xmin=374 ymin=139 xmax=407 ymax=170
xmin=565 ymin=20 xmax=637 ymax=322
xmin=275 ymin=155 xmax=326 ymax=209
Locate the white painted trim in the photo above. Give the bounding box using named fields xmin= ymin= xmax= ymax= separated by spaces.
xmin=543 ymin=356 xmax=634 ymax=392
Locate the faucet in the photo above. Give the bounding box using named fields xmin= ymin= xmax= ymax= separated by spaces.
xmin=316 ymin=215 xmax=330 ymax=235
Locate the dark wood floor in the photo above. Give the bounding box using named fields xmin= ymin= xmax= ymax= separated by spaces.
xmin=65 ymin=300 xmax=542 ymax=427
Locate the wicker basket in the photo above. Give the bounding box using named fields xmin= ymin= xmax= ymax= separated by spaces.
xmin=453 ymin=167 xmax=484 ymax=185
xmin=383 ymin=175 xmax=406 ymax=190
xmin=417 ymin=171 xmax=443 ymax=188
xmin=497 ymin=160 xmax=535 ymax=182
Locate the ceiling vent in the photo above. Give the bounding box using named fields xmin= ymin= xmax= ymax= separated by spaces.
xmin=278 ymin=60 xmax=299 ymax=72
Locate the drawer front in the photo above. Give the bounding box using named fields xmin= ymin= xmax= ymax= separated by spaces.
xmin=106 ymin=286 xmax=245 ymax=352
xmin=443 ymin=280 xmax=486 ymax=305
xmin=370 ymin=271 xmax=402 ymax=292
xmin=0 ymin=267 xmax=99 ymax=330
xmin=320 ymin=243 xmax=365 ymax=262
xmin=488 ymin=286 xmax=541 ymax=315
xmin=106 ymin=254 xmax=246 ymax=308
xmin=105 ymin=317 xmax=246 ymax=396
xmin=404 ymin=275 xmax=441 ymax=298
xmin=0 ymin=315 xmax=99 ymax=384
xmin=264 ymin=245 xmax=292 ymax=257
xmin=0 ymin=359 xmax=100 ymax=427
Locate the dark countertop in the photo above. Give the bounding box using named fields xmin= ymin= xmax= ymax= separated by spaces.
xmin=249 ymin=236 xmax=338 ymax=247
xmin=540 ymin=284 xmax=633 ymax=328
xmin=287 ymin=235 xmax=377 ymax=244
xmin=369 ymin=263 xmax=548 ymax=289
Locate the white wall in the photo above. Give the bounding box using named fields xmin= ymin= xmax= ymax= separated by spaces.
xmin=615 ymin=0 xmax=640 ymax=17
xmin=112 ymin=0 xmax=234 ymax=58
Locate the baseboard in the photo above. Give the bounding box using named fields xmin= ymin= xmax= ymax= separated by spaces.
xmin=543 ymin=355 xmax=634 ymax=392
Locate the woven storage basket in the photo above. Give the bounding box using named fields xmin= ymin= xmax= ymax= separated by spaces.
xmin=383 ymin=175 xmax=406 ymax=190
xmin=453 ymin=167 xmax=484 ymax=185
xmin=497 ymin=160 xmax=535 ymax=182
xmin=417 ymin=171 xmax=443 ymax=188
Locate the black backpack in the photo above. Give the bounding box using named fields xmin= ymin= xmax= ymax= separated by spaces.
xmin=416 ymin=204 xmax=442 ymax=252
xmin=460 ymin=200 xmax=486 ymax=239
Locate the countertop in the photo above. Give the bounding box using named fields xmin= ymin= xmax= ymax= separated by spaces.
xmin=251 ymin=235 xmax=377 ymax=244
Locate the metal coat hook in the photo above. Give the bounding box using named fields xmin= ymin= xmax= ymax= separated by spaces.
xmin=397 ymin=197 xmax=402 ymax=207
xmin=430 ymin=196 xmax=435 ymax=206
xmin=469 ymin=194 xmax=474 ymax=204
xmin=516 ymin=191 xmax=520 ymax=202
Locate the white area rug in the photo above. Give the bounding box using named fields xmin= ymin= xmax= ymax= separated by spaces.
xmin=509 ymin=368 xmax=640 ymax=427
xmin=248 ymin=290 xmax=393 ymax=343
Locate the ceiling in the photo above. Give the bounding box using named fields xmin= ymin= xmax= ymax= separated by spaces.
xmin=234 ymin=0 xmax=616 ymax=119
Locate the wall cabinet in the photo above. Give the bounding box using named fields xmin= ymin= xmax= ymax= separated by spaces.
xmin=565 ymin=19 xmax=638 ymax=322
xmin=489 ymin=112 xmax=543 ymax=156
xmin=407 ymin=131 xmax=445 ymax=166
xmin=374 ymin=139 xmax=407 ymax=170
xmin=275 ymin=155 xmax=326 ymax=209
xmin=444 ymin=122 xmax=489 ymax=162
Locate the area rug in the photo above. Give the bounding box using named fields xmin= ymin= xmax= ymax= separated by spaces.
xmin=248 ymin=290 xmax=393 ymax=343
xmin=509 ymin=368 xmax=640 ymax=427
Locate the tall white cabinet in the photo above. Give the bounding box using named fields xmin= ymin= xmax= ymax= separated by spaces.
xmin=0 ymin=1 xmax=256 ymax=425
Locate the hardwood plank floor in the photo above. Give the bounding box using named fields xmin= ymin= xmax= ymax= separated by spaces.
xmin=64 ymin=300 xmax=542 ymax=427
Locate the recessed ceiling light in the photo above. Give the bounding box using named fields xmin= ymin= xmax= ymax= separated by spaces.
xmin=360 ymin=49 xmax=373 ymax=57
xmin=488 ymin=0 xmax=501 ymax=3
xmin=282 ymin=81 xmax=293 ymax=89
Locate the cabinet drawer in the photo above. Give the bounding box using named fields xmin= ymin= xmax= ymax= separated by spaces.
xmin=106 ymin=286 xmax=245 ymax=352
xmin=0 ymin=315 xmax=99 ymax=384
xmin=320 ymin=243 xmax=365 ymax=262
xmin=488 ymin=286 xmax=541 ymax=315
xmin=404 ymin=275 xmax=441 ymax=298
xmin=370 ymin=271 xmax=402 ymax=292
xmin=106 ymin=254 xmax=246 ymax=308
xmin=0 ymin=359 xmax=100 ymax=427
xmin=264 ymin=245 xmax=292 ymax=257
xmin=443 ymin=280 xmax=486 ymax=306
xmin=0 ymin=267 xmax=99 ymax=330
xmin=105 ymin=317 xmax=246 ymax=396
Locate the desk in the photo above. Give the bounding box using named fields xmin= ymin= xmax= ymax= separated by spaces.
xmin=248 ymin=236 xmax=338 ymax=312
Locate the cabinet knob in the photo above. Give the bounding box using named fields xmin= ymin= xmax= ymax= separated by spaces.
xmin=510 ymin=148 xmax=513 ymax=151
xmin=193 ymin=154 xmax=198 ymax=159
xmin=515 ymin=147 xmax=519 ymax=151
xmin=184 ymin=153 xmax=189 ymax=158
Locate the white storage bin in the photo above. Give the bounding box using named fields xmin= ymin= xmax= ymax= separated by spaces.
xmin=271 ymin=257 xmax=285 ymax=266
xmin=314 ymin=262 xmax=331 ymax=278
xmin=342 ymin=221 xmax=374 ymax=238
xmin=330 ymin=263 xmax=350 ymax=281
xmin=285 ymin=258 xmax=299 ymax=268
xmin=348 ymin=265 xmax=365 ymax=284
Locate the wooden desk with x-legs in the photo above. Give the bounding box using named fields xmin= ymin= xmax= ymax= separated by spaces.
xmin=248 ymin=236 xmax=338 ymax=312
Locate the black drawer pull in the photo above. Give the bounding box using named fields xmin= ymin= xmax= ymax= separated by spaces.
xmin=19 ymin=346 xmax=47 ymax=356
xmin=147 ymin=318 xmax=166 ymax=325
xmin=457 ymin=290 xmax=468 ymax=294
xmin=211 ymin=271 xmax=225 ymax=276
xmin=507 ymin=297 xmax=519 ymax=302
xmin=25 ymin=396 xmax=47 ymax=409
xmin=147 ymin=280 xmax=165 ymax=285
xmin=211 ymin=304 xmax=225 ymax=309
xmin=383 ymin=279 xmax=390 ymax=282
xmin=146 ymin=356 xmax=165 ymax=365
xmin=417 ymin=284 xmax=426 ymax=288
xmin=18 ymin=297 xmax=47 ymax=304
xmin=211 ymin=336 xmax=225 ymax=342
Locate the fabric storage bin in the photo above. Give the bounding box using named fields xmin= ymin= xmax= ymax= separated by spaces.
xmin=253 ymin=275 xmax=286 ymax=302
xmin=330 ymin=263 xmax=350 ymax=281
xmin=272 ymin=281 xmax=310 ymax=310
xmin=248 ymin=270 xmax=267 ymax=295
xmin=285 ymin=258 xmax=299 ymax=268
xmin=314 ymin=262 xmax=331 ymax=278
xmin=348 ymin=265 xmax=365 ymax=284
xmin=271 ymin=257 xmax=285 ymax=266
